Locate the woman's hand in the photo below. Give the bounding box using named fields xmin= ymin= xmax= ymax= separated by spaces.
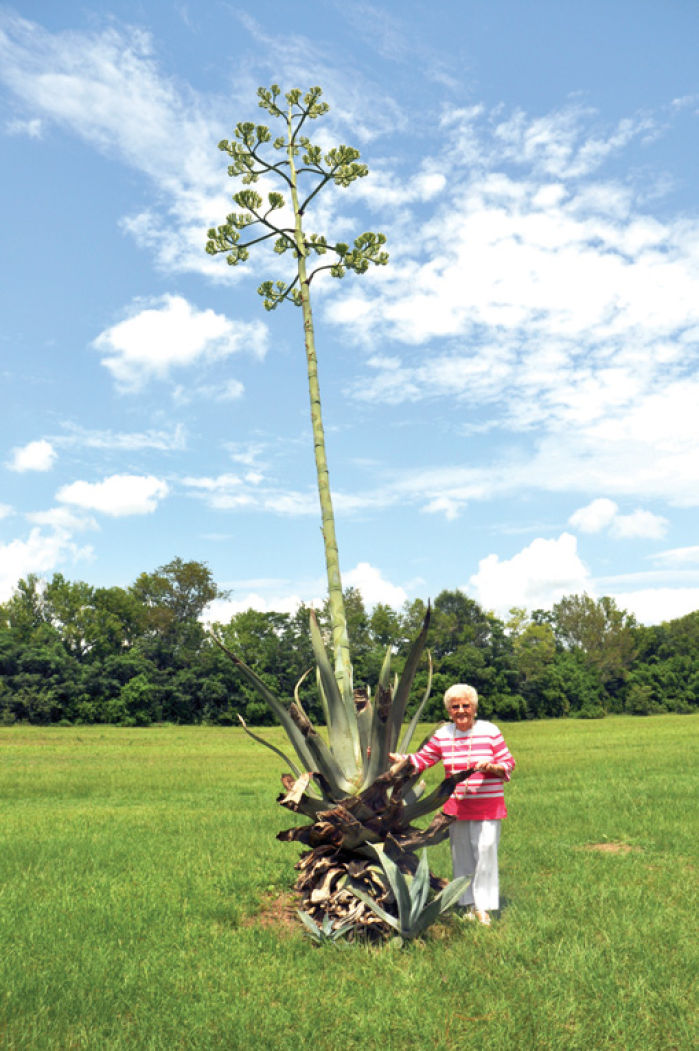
xmin=475 ymin=760 xmax=503 ymax=776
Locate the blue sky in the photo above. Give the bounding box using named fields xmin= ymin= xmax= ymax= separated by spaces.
xmin=1 ymin=0 xmax=698 ymax=625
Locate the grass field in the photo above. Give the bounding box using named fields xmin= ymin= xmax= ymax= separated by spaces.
xmin=0 ymin=715 xmax=696 ymax=1050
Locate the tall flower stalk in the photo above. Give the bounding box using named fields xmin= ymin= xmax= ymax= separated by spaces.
xmin=206 ymin=85 xmax=388 ymax=696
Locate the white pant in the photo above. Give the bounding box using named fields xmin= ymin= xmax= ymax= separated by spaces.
xmin=449 ymin=819 xmax=501 ymax=911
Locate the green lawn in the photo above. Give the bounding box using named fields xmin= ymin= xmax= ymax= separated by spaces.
xmin=0 ymin=716 xmax=696 ymax=1050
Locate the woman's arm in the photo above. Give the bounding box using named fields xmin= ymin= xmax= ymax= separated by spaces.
xmin=390 ymin=733 xmax=443 ymax=772
xmin=475 ymin=730 xmax=515 ymax=780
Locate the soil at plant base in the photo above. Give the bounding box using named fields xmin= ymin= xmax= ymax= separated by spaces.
xmin=241 ymin=890 xmax=300 ymax=935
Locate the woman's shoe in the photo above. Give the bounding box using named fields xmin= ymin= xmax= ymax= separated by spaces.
xmin=474 ymin=909 xmax=491 ymax=926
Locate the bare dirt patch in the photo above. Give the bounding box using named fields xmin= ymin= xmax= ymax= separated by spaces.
xmin=583 ymin=842 xmax=640 ymax=854
xmin=241 ymin=891 xmax=299 ymax=935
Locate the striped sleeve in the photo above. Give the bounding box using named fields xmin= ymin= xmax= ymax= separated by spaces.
xmin=492 ymin=728 xmax=515 ymax=781
xmin=409 ymin=732 xmax=444 ymax=773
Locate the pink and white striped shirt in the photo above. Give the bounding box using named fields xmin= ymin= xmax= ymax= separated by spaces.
xmin=410 ymin=720 xmax=515 ymax=820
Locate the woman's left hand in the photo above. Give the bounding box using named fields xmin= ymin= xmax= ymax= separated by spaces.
xmin=475 ymin=760 xmax=500 ymax=775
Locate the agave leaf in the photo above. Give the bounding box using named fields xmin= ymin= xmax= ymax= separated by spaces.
xmin=297 ymin=910 xmax=325 ymax=940
xmin=237 ymin=715 xmax=302 ymax=778
xmin=279 ymin=771 xmax=312 ymax=807
xmin=346 ymin=884 xmax=399 ymax=932
xmin=397 ymin=651 xmax=433 ymax=754
xmin=354 ymin=690 xmax=373 ymax=763
xmin=359 ymin=682 xmax=393 ymax=790
xmin=398 ymin=767 xmax=477 ymax=825
xmin=211 ymin=633 xmax=315 ymax=770
xmin=378 ymin=644 xmax=393 ymax=690
xmin=277 ymin=789 xmax=329 ymax=820
xmin=413 ymin=875 xmax=471 ymax=934
xmin=402 ymin=780 xmax=426 ymax=806
xmin=294 ymin=667 xmax=314 ymax=710
xmin=289 ymin=703 xmax=355 ymax=799
xmin=309 ymin=610 xmax=361 ymax=776
xmin=371 ymin=847 xmax=411 ymax=927
xmin=297 ymin=909 xmax=321 ymax=933
xmin=388 ymin=606 xmax=431 ymax=751
xmin=331 ymin=917 xmax=358 ymax=940
xmin=358 ymin=643 xmax=395 ymax=785
xmin=315 ymin=667 xmax=331 ymax=732
xmin=408 ymin=850 xmax=431 ymax=929
xmin=394 ymin=812 xmax=456 ymax=852
xmin=350 ymin=851 xmax=467 ymax=939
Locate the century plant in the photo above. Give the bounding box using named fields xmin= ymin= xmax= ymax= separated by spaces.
xmin=208 ymin=86 xmax=475 ymax=939
xmin=214 ymin=612 xmax=476 ymax=938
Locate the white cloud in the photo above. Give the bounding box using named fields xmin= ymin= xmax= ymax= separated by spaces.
xmin=488 ymin=105 xmax=656 ymax=179
xmin=464 ymin=541 xmax=699 ymax=625
xmin=5 ymin=116 xmax=42 ymax=137
xmin=55 ymin=423 xmax=188 ymax=452
xmin=93 ymin=294 xmax=267 ymax=392
xmin=203 ymin=561 xmax=407 ymax=621
xmin=182 ymin=472 xmax=320 ymax=516
xmin=7 ymin=439 xmax=57 ymax=472
xmin=369 ymin=376 xmax=699 ymax=510
xmin=343 ymin=562 xmax=408 ymax=608
xmin=468 ymin=533 xmax=591 ymax=616
xmin=0 ymin=14 xmax=235 ymax=277
xmin=0 ymin=527 xmax=92 ymax=602
xmin=569 ymin=498 xmax=618 ymax=533
xmin=0 ymin=13 xmax=406 ymax=277
xmin=26 ymin=507 xmax=97 ymax=532
xmin=174 ymin=378 xmax=245 ymax=405
xmin=651 ymin=545 xmax=699 ymax=567
xmin=56 ymin=474 xmax=168 ymax=516
xmin=232 ymin=11 xmax=407 ymax=144
xmin=326 ymin=102 xmax=699 ymax=511
xmin=569 ymin=499 xmax=668 ymax=539
xmin=0 ymin=504 xmax=13 ymax=519
xmin=422 ymin=496 xmax=464 ymax=521
xmin=609 ymin=509 xmax=669 ymax=540
xmin=264 ymin=492 xmax=318 ymax=516
xmin=609 ymin=588 xmax=699 ymax=625
xmin=203 ymin=592 xmax=309 ymax=623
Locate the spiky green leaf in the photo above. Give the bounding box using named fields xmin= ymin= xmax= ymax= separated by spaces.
xmin=398 ymin=650 xmax=434 ymax=753
xmin=408 ymin=850 xmax=431 ymax=929
xmin=309 ymin=610 xmax=361 ymax=777
xmin=236 ymin=714 xmax=301 ymax=778
xmin=388 ymin=605 xmax=431 ymax=750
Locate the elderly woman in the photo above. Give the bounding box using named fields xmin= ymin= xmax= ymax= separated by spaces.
xmin=399 ymin=683 xmax=515 ymax=926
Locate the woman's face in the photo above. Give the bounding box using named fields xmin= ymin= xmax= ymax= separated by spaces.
xmin=448 ymin=695 xmax=476 ymax=731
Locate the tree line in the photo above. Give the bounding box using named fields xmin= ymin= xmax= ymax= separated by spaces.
xmin=0 ymin=558 xmax=696 ymax=726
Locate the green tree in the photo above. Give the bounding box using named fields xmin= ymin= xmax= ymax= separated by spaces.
xmin=1 ymin=575 xmax=47 ymax=642
xmin=417 ymin=591 xmax=518 ymax=720
xmin=206 ymin=85 xmax=388 ymax=696
xmin=130 ymin=558 xmax=225 ymax=669
xmin=552 ymin=593 xmax=637 ymax=705
xmin=369 ymin=603 xmax=404 ymax=649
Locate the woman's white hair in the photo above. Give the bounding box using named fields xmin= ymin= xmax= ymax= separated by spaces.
xmin=444 ymin=683 xmax=479 ymax=712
